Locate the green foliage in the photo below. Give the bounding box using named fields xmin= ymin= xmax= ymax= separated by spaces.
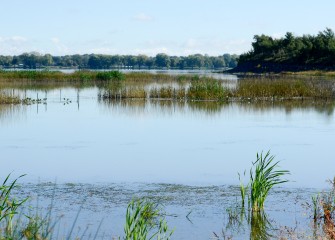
xmin=238 ymin=28 xmax=335 ymax=71
xmin=248 ymin=151 xmax=289 ymax=212
xmin=187 ymin=79 xmax=227 ymax=101
xmin=0 ymin=53 xmax=238 ymax=70
xmin=0 ymin=174 xmax=28 ymax=238
xmin=96 ymin=71 xmax=125 ymax=81
xmin=124 ymin=199 xmax=173 ymax=240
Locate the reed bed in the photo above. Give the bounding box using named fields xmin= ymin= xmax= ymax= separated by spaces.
xmin=234 ymin=78 xmax=335 ymax=100
xmin=1 ymin=70 xmax=335 ymax=102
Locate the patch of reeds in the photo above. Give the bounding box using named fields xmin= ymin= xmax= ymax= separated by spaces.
xmin=237 ymin=151 xmax=290 ymax=213
xmin=249 ymin=151 xmax=290 ymax=212
xmin=187 ymin=79 xmax=227 ymax=101
xmin=282 ymin=70 xmax=335 ymax=77
xmin=233 ymin=78 xmax=334 ymax=100
xmin=310 ymin=177 xmax=335 ymax=239
xmin=0 ymin=70 xmax=125 ymax=82
xmin=125 ymin=199 xmax=173 ymax=240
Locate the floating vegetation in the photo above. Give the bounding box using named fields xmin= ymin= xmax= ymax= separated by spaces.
xmin=0 ymin=174 xmax=174 ymax=240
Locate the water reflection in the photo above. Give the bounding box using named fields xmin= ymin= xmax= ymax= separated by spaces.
xmin=249 ymin=212 xmax=273 ymax=240
xmin=0 ymin=104 xmax=26 ymax=124
xmin=99 ymin=98 xmax=335 ymax=118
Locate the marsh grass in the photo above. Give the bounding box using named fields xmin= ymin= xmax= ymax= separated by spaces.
xmin=234 ymin=77 xmax=334 ymax=100
xmin=310 ymin=177 xmax=335 ymax=239
xmin=249 ymin=151 xmax=289 ymax=212
xmin=282 ymin=70 xmax=335 ymax=77
xmin=1 ymin=71 xmax=335 ymax=101
xmin=124 ymin=199 xmax=173 ymax=240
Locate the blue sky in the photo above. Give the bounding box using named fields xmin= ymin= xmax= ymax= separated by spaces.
xmin=0 ymin=0 xmax=334 ymax=56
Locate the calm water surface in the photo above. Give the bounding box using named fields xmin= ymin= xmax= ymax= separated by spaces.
xmin=1 ymin=74 xmax=334 ymax=239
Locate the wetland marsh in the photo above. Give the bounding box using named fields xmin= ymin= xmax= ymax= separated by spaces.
xmin=1 ymin=71 xmax=335 ymax=239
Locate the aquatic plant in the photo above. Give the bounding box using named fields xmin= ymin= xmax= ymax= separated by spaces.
xmin=124 ymin=199 xmax=173 ymax=240
xmin=187 ymin=79 xmax=227 ymax=101
xmin=233 ymin=77 xmax=334 ymax=100
xmin=96 ymin=71 xmax=125 ymax=81
xmin=0 ymin=174 xmax=28 ymax=238
xmin=249 ymin=151 xmax=289 ymax=212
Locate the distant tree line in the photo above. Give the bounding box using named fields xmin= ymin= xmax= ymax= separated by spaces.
xmin=0 ymin=53 xmax=238 ymax=70
xmin=237 ymin=28 xmax=335 ymax=72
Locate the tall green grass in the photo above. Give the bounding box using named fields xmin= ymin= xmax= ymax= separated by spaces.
xmin=124 ymin=199 xmax=173 ymax=240
xmin=238 ymin=151 xmax=289 ymax=213
xmin=249 ymin=151 xmax=289 ymax=212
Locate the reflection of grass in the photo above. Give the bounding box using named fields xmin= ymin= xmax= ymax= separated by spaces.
xmin=0 ymin=93 xmax=20 ymax=104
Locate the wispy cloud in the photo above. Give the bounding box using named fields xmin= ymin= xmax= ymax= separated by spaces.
xmin=0 ymin=36 xmax=31 ymax=55
xmin=133 ymin=13 xmax=154 ymax=22
xmin=50 ymin=37 xmax=69 ymax=55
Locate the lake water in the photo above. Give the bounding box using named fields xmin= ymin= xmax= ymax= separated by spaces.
xmin=1 ymin=73 xmax=334 ymax=239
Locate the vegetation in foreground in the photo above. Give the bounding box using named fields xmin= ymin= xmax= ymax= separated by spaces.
xmin=0 ymin=174 xmax=173 ymax=240
xmin=234 ymin=28 xmax=335 ymax=73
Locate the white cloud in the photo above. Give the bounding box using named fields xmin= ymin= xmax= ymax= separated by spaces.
xmin=133 ymin=13 xmax=154 ymax=22
xmin=50 ymin=37 xmax=70 ymax=55
xmin=0 ymin=36 xmax=31 ymax=55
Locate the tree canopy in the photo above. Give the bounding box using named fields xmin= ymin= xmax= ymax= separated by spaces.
xmin=237 ymin=28 xmax=335 ymax=72
xmin=0 ymin=52 xmax=238 ymax=70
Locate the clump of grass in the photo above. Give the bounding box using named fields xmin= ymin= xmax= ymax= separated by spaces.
xmin=249 ymin=152 xmax=290 ymax=212
xmin=96 ymin=71 xmax=125 ymax=81
xmin=0 ymin=174 xmax=28 ymax=238
xmin=233 ymin=78 xmax=334 ymax=100
xmin=238 ymin=151 xmax=289 ymax=213
xmin=187 ymin=79 xmax=227 ymax=101
xmin=311 ymin=177 xmax=335 ymax=238
xmin=124 ymin=199 xmax=173 ymax=240
xmin=249 ymin=151 xmax=289 ymax=212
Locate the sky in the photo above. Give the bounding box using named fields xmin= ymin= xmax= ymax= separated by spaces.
xmin=0 ymin=0 xmax=335 ymax=56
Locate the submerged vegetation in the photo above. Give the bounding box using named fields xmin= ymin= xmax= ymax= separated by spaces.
xmin=0 ymin=174 xmax=173 ymax=240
